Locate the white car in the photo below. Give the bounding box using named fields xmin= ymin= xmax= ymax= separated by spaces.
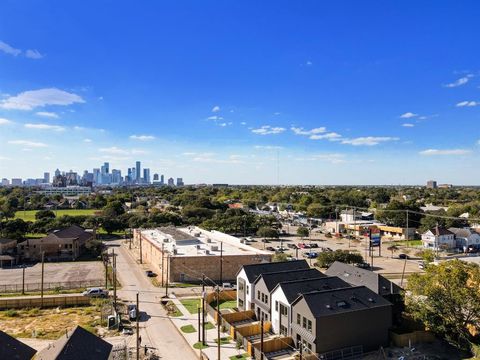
xmin=82 ymin=287 xmax=109 ymax=298
xmin=222 ymin=282 xmax=237 ymax=290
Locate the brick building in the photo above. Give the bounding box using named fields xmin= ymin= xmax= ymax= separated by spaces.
xmin=133 ymin=226 xmax=272 ymax=283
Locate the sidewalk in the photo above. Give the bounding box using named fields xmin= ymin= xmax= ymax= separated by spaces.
xmin=168 ymin=296 xmax=248 ymax=360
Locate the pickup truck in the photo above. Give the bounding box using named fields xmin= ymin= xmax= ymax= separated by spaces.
xmin=82 ymin=287 xmax=109 ymax=298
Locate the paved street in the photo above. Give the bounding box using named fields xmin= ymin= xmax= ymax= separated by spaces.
xmin=108 ymin=240 xmax=197 ymax=360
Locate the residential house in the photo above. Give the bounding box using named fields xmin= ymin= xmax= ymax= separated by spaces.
xmin=35 ymin=326 xmax=113 ymax=360
xmin=448 ymin=227 xmax=480 ymax=251
xmin=17 ymin=225 xmax=92 ymax=261
xmin=421 ymin=226 xmax=455 ymax=250
xmin=291 ymin=286 xmax=392 ymax=355
xmin=253 ymin=268 xmax=323 ymax=322
xmin=236 ymin=260 xmax=309 ymax=312
xmin=0 ymin=238 xmax=17 ymax=254
xmin=0 ymin=330 xmax=37 ymax=360
xmin=270 ymin=276 xmax=351 ymax=336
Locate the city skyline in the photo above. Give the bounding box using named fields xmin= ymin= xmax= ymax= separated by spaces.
xmin=1 ymin=1 xmax=480 ymax=185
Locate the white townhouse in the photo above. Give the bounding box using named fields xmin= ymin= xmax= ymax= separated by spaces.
xmin=421 ymin=226 xmax=455 ymax=250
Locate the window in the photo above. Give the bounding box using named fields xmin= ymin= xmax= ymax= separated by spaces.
xmin=302 ymin=316 xmax=307 ymax=329
xmin=280 ymin=325 xmax=287 ymax=336
xmin=275 ymin=301 xmax=278 ymax=311
xmin=296 ymin=314 xmax=301 ymax=325
xmin=307 ymin=319 xmax=312 ymax=333
xmin=239 ymin=282 xmax=244 ymax=291
xmin=265 ymin=295 xmax=268 ymax=304
xmin=261 ymin=293 xmax=264 ymax=302
xmin=280 ymin=304 xmax=288 ymax=316
xmin=257 ymin=291 xmax=260 ymax=300
xmin=246 ymin=286 xmax=249 ymax=295
xmin=239 ymin=299 xmax=244 ymax=307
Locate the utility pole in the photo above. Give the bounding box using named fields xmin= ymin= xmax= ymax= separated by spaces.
xmin=136 ymin=292 xmax=140 ymax=360
xmin=112 ymin=248 xmax=117 ymax=310
xmin=197 ymin=306 xmax=201 ymax=343
xmin=22 ymin=265 xmax=25 ymax=295
xmin=104 ymin=252 xmax=108 ymax=288
xmin=202 ymin=274 xmax=206 ymax=345
xmin=161 ymin=243 xmax=165 ymax=287
xmin=41 ymin=251 xmax=45 ymax=308
xmin=260 ymin=318 xmax=264 ymax=360
xmin=299 ymin=342 xmax=303 ymax=360
xmin=139 ymin=233 xmax=143 ymax=264
xmin=400 ymin=256 xmax=408 ymax=287
xmin=216 ymin=286 xmax=221 ymax=360
xmin=406 ymin=210 xmax=409 ymax=246
xmin=219 ymin=242 xmax=223 ymax=286
xmin=165 ymin=254 xmax=169 ymax=297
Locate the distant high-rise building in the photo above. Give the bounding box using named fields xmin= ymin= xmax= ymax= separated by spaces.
xmin=93 ymin=168 xmax=101 ymax=184
xmin=135 ymin=161 xmax=141 ymax=183
xmin=143 ymin=168 xmax=151 ymax=184
xmin=43 ymin=172 xmax=50 ymax=184
xmin=426 ymin=180 xmax=437 ymax=189
xmin=1 ymin=178 xmax=9 ymax=186
xmin=112 ymin=169 xmax=122 ymax=184
xmin=176 ymin=178 xmax=184 ymax=187
xmin=101 ymin=162 xmax=109 ymax=175
xmin=65 ymin=170 xmax=78 ymax=186
xmin=153 ymin=173 xmax=159 ymax=181
xmin=167 ymin=177 xmax=175 ymax=186
xmin=54 ymin=168 xmax=61 ymax=177
xmin=160 ymin=174 xmax=164 ymax=185
xmin=11 ymin=178 xmax=22 ymax=186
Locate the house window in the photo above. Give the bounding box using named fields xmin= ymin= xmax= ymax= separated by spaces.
xmin=280 ymin=325 xmax=287 ymax=336
xmin=265 ymin=295 xmax=268 ymax=304
xmin=257 ymin=291 xmax=260 ymax=300
xmin=307 ymin=319 xmax=312 ymax=333
xmin=261 ymin=293 xmax=264 ymax=302
xmin=296 ymin=314 xmax=301 ymax=325
xmin=239 ymin=299 xmax=244 ymax=307
xmin=246 ymin=286 xmax=249 ymax=295
xmin=275 ymin=301 xmax=278 ymax=311
xmin=280 ymin=304 xmax=288 ymax=316
xmin=302 ymin=316 xmax=307 ymax=329
xmin=239 ymin=282 xmax=244 ymax=291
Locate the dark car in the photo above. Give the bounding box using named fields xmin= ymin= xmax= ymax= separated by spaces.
xmin=303 ymin=252 xmax=318 ymax=259
xmin=266 ymin=246 xmax=275 ymax=251
xmin=309 ymin=243 xmax=319 ymax=248
xmin=146 ymin=270 xmax=156 ymax=277
xmin=398 ymin=254 xmax=409 ymax=259
xmin=355 ymin=262 xmax=371 ymax=269
xmin=287 ymin=243 xmax=298 ymax=249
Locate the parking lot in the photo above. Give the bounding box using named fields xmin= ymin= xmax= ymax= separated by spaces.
xmin=0 ymin=261 xmax=104 ymax=287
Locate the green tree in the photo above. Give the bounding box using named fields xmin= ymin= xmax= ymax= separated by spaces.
xmin=406 ymin=260 xmax=480 ymax=350
xmin=273 ymin=253 xmax=289 ymax=262
xmin=315 ymin=250 xmax=363 ymax=268
xmin=35 ymin=209 xmax=56 ymax=220
xmin=387 ymin=244 xmax=399 ymax=258
xmin=296 ymin=226 xmax=309 ymax=239
xmin=257 ymin=226 xmax=279 ymax=240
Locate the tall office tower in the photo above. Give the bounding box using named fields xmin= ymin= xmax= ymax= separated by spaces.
xmin=43 ymin=172 xmax=50 ymax=184
xmin=101 ymin=162 xmax=109 ymax=175
xmin=176 ymin=178 xmax=184 ymax=187
xmin=127 ymin=168 xmax=132 ymax=181
xmin=54 ymin=168 xmax=61 ymax=177
xmin=167 ymin=177 xmax=175 ymax=186
xmin=93 ymin=168 xmax=101 ymax=184
xmin=131 ymin=167 xmax=137 ymax=182
xmin=1 ymin=178 xmax=9 ymax=186
xmin=160 ymin=174 xmax=164 ymax=185
xmin=426 ymin=180 xmax=437 ymax=189
xmin=153 ymin=173 xmax=159 ymax=181
xmin=11 ymin=178 xmax=22 ymax=186
xmin=111 ymin=169 xmax=122 ymax=184
xmin=135 ymin=161 xmax=141 ymax=183
xmin=143 ymin=168 xmax=151 ymax=184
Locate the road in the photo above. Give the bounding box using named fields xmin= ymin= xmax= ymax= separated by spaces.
xmin=107 ymin=240 xmax=197 ymax=360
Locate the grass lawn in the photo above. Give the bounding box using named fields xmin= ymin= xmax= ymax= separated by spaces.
xmin=180 ymin=298 xmax=201 ymax=314
xmin=0 ymin=301 xmax=108 ymax=339
xmin=15 ymin=209 xmax=99 ymax=222
xmin=209 ymin=299 xmax=237 ymax=310
xmin=204 ymin=322 xmax=215 ymax=330
xmin=193 ymin=342 xmax=209 ymax=350
xmin=180 ymin=324 xmax=196 ymax=333
xmin=392 ymin=240 xmax=423 ymax=246
xmin=214 ymin=336 xmax=232 ymax=345
xmin=230 ymin=354 xmax=250 ymax=360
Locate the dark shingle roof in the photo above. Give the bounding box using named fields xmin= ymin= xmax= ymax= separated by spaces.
xmin=240 ymin=260 xmax=309 ymax=282
xmin=325 ymin=262 xmax=401 ymax=296
xmin=295 ymin=286 xmax=392 ymax=318
xmin=274 ymin=276 xmax=351 ymax=303
xmin=35 ymin=326 xmax=112 ymax=360
xmin=0 ymin=330 xmax=37 ymax=360
xmin=254 ymin=268 xmax=324 ymax=292
xmin=428 ymin=227 xmax=454 ymax=236
xmin=0 ymin=238 xmax=17 ymax=245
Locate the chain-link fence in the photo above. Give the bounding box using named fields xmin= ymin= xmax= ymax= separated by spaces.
xmin=0 ymin=280 xmax=104 ymax=293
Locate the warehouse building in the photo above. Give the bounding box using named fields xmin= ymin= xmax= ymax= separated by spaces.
xmin=133 ymin=226 xmax=272 ymax=283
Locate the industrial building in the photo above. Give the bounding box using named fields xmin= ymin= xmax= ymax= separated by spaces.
xmin=133 ymin=226 xmax=272 ymax=284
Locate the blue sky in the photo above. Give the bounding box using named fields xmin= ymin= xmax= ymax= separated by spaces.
xmin=1 ymin=1 xmax=480 ymax=185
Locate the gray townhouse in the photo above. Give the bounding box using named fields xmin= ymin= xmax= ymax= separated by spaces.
xmin=253 ymin=268 xmax=323 ymax=322
xmin=270 ymin=276 xmax=351 ymax=336
xmin=291 ymin=286 xmax=392 ymax=356
xmin=236 ymin=260 xmax=309 ymax=312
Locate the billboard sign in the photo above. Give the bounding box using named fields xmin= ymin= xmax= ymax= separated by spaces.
xmin=369 ymin=228 xmax=381 ymax=247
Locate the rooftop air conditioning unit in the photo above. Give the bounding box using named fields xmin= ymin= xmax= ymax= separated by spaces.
xmin=210 ymin=245 xmax=218 ymax=251
xmin=173 ymin=249 xmax=178 ymax=255
xmin=206 ymin=238 xmax=212 ymax=243
xmin=204 ymin=249 xmax=210 ymax=255
xmin=194 ymin=232 xmax=201 ymax=237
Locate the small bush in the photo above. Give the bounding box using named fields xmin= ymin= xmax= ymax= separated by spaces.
xmin=5 ymin=309 xmax=19 ymax=317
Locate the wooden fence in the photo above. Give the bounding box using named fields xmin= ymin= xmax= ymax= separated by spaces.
xmin=390 ymin=330 xmax=435 ymax=347
xmin=0 ymin=295 xmax=91 ymax=309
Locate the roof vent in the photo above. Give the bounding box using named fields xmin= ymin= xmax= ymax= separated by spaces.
xmin=336 ymin=301 xmax=347 ymax=308
xmin=368 ymin=298 xmax=375 ymax=303
xmin=325 ymin=304 xmax=331 ymax=309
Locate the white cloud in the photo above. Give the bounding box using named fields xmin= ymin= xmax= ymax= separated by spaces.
xmin=310 ymin=132 xmax=342 ymax=141
xmin=8 ymin=140 xmax=48 ymax=147
xmin=291 ymin=127 xmax=326 ymax=135
xmin=240 ymin=122 xmax=247 ymax=125
xmin=212 ymin=105 xmax=220 ymax=113
xmin=25 ymin=49 xmax=43 ymax=59
xmin=341 ymin=136 xmax=399 ymax=146
xmin=207 ymin=115 xmax=223 ymax=121
xmin=24 ymin=123 xmax=65 ymax=131
xmin=35 ymin=111 xmax=59 ymax=118
xmin=456 ymin=100 xmax=479 ymax=107
xmin=129 ymin=134 xmax=155 ymax=141
xmin=0 ymin=88 xmax=85 ymax=110
xmin=402 ymin=123 xmax=415 ymax=127
xmin=252 ymin=125 xmax=286 ymax=135
xmin=254 ymin=145 xmax=283 ymax=150
xmin=0 ymin=41 xmax=21 ymax=56
xmin=0 ymin=118 xmax=14 ymax=125
xmin=99 ymin=146 xmax=129 ymax=155
xmin=420 ymin=149 xmax=471 ymax=156
xmin=306 ymin=61 xmax=313 ymax=66
xmin=443 ymin=75 xmax=473 ymax=88
xmin=313 ymin=153 xmax=346 ymax=164
xmin=83 ymin=138 xmax=92 ymax=143
xmin=400 ymin=112 xmax=418 ymax=119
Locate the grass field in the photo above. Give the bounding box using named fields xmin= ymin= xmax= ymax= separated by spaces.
xmin=15 ymin=209 xmax=99 ymax=222
xmin=180 ymin=298 xmax=201 ymax=314
xmin=209 ymin=299 xmax=237 ymax=310
xmin=230 ymin=354 xmax=249 ymax=360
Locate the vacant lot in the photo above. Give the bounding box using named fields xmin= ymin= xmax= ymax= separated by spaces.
xmin=0 ymin=262 xmax=104 ymax=292
xmin=0 ymin=300 xmax=108 ymax=339
xmin=15 ymin=209 xmax=99 ymax=222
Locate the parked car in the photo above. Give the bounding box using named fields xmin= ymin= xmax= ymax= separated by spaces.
xmin=145 ymin=270 xmax=156 ymax=277
xmin=418 ymin=261 xmax=425 ymax=270
xmin=122 ymin=327 xmax=134 ymax=335
xmin=82 ymin=288 xmax=108 ymax=298
xmin=222 ymin=282 xmax=237 ymax=290
xmin=355 ymin=262 xmax=371 ymax=269
xmin=287 ymin=243 xmax=298 ymax=249
xmin=398 ymin=254 xmax=409 ymax=259
xmin=303 ymin=252 xmax=318 ymax=259
xmin=127 ymin=304 xmax=137 ymax=320
xmin=309 ymin=243 xmax=319 ymax=248
xmin=266 ymin=246 xmax=275 ymax=251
